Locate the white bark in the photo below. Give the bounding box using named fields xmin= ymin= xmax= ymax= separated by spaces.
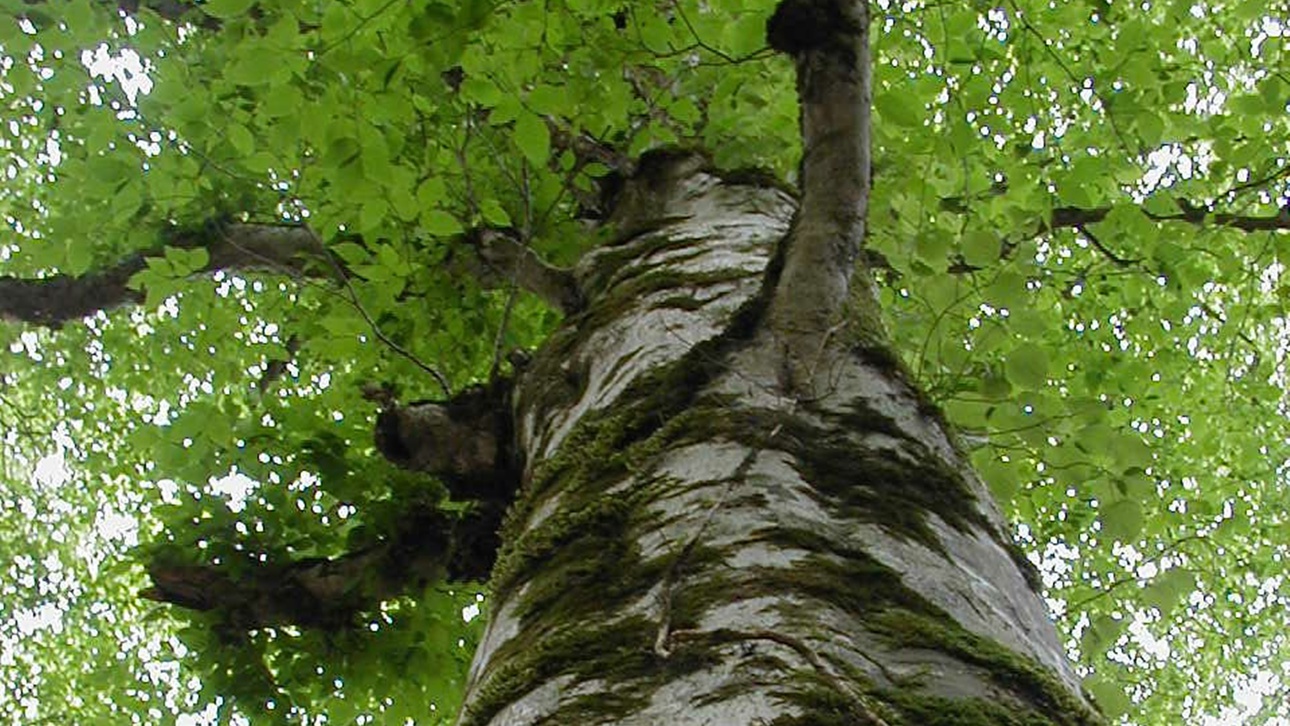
xmin=457 ymin=158 xmax=1096 ymax=726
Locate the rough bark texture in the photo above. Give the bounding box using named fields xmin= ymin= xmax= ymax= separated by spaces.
xmin=455 ymin=153 xmax=1096 ymax=725
xmin=451 ymin=3 xmax=1095 ymax=722
xmin=765 ymin=0 xmax=878 ymax=386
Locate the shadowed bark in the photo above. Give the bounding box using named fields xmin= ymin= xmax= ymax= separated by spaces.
xmin=144 ymin=383 xmax=522 ymax=630
xmin=142 ymin=505 xmax=497 ymax=630
xmin=373 ymin=382 xmax=521 ymax=507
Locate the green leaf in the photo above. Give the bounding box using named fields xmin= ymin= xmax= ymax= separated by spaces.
xmin=526 ymin=85 xmax=567 ymax=116
xmin=226 ymin=123 xmax=255 ymax=156
xmin=721 ymin=12 xmax=766 ymax=57
xmin=202 ymin=0 xmax=256 ymax=19
xmin=1100 ymin=499 xmax=1143 ymax=542
xmin=64 ymin=240 xmax=93 ymax=276
xmin=462 ymin=75 xmax=502 ymax=107
xmin=1110 ymin=434 xmax=1152 ymax=472
xmin=331 ymin=241 xmax=370 ymax=266
xmin=514 ymin=111 xmax=550 ymax=167
xmin=479 ymin=199 xmax=511 ymax=226
xmin=417 ymin=177 xmax=448 ymax=207
xmin=1081 ymin=614 xmax=1126 ymax=658
xmin=986 ymin=270 xmax=1028 ymax=309
xmin=163 ymin=246 xmax=209 ymax=276
xmin=1084 ymin=675 xmax=1132 ymax=718
xmin=1004 ymin=347 xmax=1049 ymax=390
xmin=972 ymin=449 xmax=1020 ymax=502
xmin=1142 ymin=569 xmax=1195 ymax=614
xmin=422 ymin=210 xmax=464 ymax=236
xmin=876 ymin=91 xmax=922 ymax=128
xmin=960 ymin=230 xmax=998 ymax=267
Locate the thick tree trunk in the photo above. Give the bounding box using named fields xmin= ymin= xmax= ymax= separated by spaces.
xmin=457 ymin=155 xmax=1098 ymax=725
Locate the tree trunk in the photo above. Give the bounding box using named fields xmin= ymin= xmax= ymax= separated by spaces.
xmin=457 ymin=154 xmax=1097 ymax=725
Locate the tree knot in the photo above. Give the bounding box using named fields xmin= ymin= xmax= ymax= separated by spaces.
xmin=766 ymin=0 xmax=862 ymax=58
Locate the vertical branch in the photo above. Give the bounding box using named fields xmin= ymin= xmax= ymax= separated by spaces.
xmin=765 ymin=0 xmax=876 ymax=380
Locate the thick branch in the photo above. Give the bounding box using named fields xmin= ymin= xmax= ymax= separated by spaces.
xmin=765 ymin=0 xmax=874 ymax=367
xmin=0 ymin=223 xmax=324 ymax=328
xmin=373 ymin=382 xmax=519 ymax=506
xmin=17 ymin=0 xmax=221 ymax=30
xmin=142 ymin=383 xmax=524 ymax=631
xmin=1050 ymin=203 xmax=1290 ymax=233
xmin=457 ymin=229 xmax=584 ymax=314
xmin=142 ymin=505 xmax=499 ymax=630
xmin=4 ymin=220 xmax=576 ymax=329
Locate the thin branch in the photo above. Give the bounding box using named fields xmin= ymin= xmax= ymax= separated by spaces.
xmin=1048 ymin=203 xmax=1290 ymax=234
xmin=314 ymin=239 xmax=452 ymax=396
xmin=1076 ymin=225 xmax=1139 ymax=267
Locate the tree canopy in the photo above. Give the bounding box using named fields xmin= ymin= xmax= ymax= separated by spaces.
xmin=0 ymin=0 xmax=1288 ymax=724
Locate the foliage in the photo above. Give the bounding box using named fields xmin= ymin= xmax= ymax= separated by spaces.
xmin=0 ymin=0 xmax=1288 ymax=724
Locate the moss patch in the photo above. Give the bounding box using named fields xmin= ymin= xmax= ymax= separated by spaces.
xmin=459 ymin=614 xmax=718 ymax=726
xmin=867 ymin=610 xmax=1100 ymax=725
xmin=648 ymin=402 xmax=989 ymax=554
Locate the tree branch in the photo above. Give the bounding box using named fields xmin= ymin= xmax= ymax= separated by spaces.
xmin=3 ymin=221 xmax=582 ymax=329
xmin=1050 ymin=202 xmax=1290 ymax=233
xmin=0 ymin=223 xmax=324 ymax=328
xmin=373 ymin=382 xmax=519 ymax=506
xmin=17 ymin=0 xmax=221 ymax=30
xmin=142 ymin=381 xmax=527 ymax=632
xmin=456 ymin=229 xmax=584 ymax=315
xmin=765 ymin=0 xmax=876 ymax=374
xmin=141 ymin=504 xmax=499 ymax=630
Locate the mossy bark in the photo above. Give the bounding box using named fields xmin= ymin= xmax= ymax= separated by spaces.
xmin=456 ymin=157 xmax=1099 ymax=726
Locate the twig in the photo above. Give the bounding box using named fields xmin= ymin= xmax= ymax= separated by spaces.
xmin=1077 ymin=225 xmax=1139 ymax=267
xmin=310 ymin=233 xmax=451 ymax=396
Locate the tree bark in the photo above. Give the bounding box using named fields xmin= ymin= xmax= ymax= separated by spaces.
xmin=455 ymin=152 xmax=1096 ymax=724
xmin=451 ymin=1 xmax=1096 ymax=721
